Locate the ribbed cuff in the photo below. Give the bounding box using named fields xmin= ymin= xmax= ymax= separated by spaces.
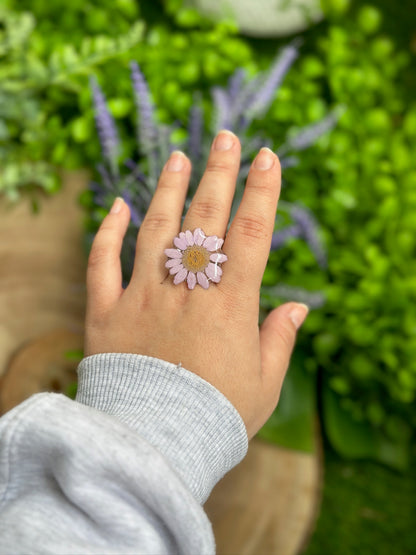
xmin=75 ymin=353 xmax=248 ymax=504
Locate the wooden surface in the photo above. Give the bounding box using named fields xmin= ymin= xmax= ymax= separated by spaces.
xmin=0 ymin=170 xmax=88 ymax=374
xmin=0 ymin=171 xmax=321 ymax=555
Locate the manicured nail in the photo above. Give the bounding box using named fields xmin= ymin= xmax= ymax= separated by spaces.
xmin=166 ymin=151 xmax=186 ymax=172
xmin=110 ymin=197 xmax=124 ymax=214
xmin=288 ymin=303 xmax=309 ymax=330
xmin=254 ymin=147 xmax=275 ymax=170
xmin=214 ymin=130 xmax=235 ymax=151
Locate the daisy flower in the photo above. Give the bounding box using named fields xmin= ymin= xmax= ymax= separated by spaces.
xmin=164 ymin=228 xmax=228 ymax=290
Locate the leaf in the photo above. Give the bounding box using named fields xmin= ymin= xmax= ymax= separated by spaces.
xmin=257 ymin=347 xmax=317 ymax=453
xmin=322 ymin=382 xmax=410 ymax=470
xmin=64 ymin=349 xmax=84 ymax=362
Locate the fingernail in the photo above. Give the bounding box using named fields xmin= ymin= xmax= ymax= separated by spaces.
xmin=288 ymin=303 xmax=309 ymax=330
xmin=214 ymin=130 xmax=235 ymax=151
xmin=254 ymin=147 xmax=275 ymax=170
xmin=166 ymin=151 xmax=185 ymax=172
xmin=110 ymin=197 xmax=124 ymax=214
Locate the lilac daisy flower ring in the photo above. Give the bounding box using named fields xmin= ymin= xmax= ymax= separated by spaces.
xmin=164 ymin=228 xmax=228 ymax=290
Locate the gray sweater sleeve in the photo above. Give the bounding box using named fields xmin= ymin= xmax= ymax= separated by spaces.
xmin=0 ymin=353 xmax=248 ymax=555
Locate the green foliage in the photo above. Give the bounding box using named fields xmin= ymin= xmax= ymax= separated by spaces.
xmin=258 ymin=349 xmax=317 ymax=453
xmin=269 ymin=4 xmax=416 ymax=464
xmin=0 ymin=1 xmax=144 ymax=200
xmin=305 ymin=448 xmax=416 ymax=555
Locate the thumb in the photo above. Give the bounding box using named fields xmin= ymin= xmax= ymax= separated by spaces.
xmin=86 ymin=197 xmax=131 ymax=316
xmin=259 ymin=302 xmax=309 ymax=396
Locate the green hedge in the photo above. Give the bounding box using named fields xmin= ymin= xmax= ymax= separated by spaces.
xmin=270 ymin=5 xmax=416 ymax=466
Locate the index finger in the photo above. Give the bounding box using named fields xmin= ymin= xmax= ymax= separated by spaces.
xmin=222 ymin=148 xmax=281 ymax=293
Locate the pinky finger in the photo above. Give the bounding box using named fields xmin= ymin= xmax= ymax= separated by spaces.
xmin=86 ymin=197 xmax=131 ymax=319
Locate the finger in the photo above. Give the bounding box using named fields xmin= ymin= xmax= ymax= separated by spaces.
xmin=182 ymin=130 xmax=241 ymax=238
xmin=259 ymin=302 xmax=309 ymax=408
xmin=86 ymin=197 xmax=131 ymax=317
xmin=222 ymin=148 xmax=281 ymax=293
xmin=131 ymin=151 xmax=191 ymax=282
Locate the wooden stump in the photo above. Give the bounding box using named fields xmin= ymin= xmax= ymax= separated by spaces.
xmin=0 ymin=171 xmax=322 ymax=554
xmin=205 ymin=439 xmax=321 ymax=555
xmin=0 ymin=328 xmax=83 ymax=414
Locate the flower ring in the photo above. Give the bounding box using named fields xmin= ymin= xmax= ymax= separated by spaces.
xmin=164 ymin=228 xmax=228 ymax=290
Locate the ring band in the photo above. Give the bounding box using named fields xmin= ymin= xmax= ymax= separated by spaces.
xmin=164 ymin=228 xmax=228 ymax=290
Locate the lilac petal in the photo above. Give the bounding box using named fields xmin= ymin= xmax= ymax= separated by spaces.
xmin=185 ymin=230 xmax=194 ymax=246
xmin=210 ymin=253 xmax=228 ymax=264
xmin=174 ymin=235 xmax=187 ymax=250
xmin=165 ymin=258 xmax=182 ymax=269
xmin=165 ymin=248 xmax=182 ymax=259
xmin=187 ymin=271 xmax=197 ymax=290
xmin=203 ymin=236 xmax=223 ymax=251
xmin=170 ymin=263 xmax=184 ymax=275
xmin=194 ymin=228 xmax=206 ymax=246
xmin=197 ymin=271 xmax=210 ymax=289
xmin=205 ymin=262 xmax=223 ymax=282
xmin=173 ymin=267 xmax=188 ymax=284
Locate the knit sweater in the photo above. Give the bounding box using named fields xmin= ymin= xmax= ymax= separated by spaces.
xmin=0 ymin=353 xmax=248 ymax=554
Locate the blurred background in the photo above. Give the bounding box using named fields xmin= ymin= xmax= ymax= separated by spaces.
xmin=1 ymin=0 xmax=415 ymax=553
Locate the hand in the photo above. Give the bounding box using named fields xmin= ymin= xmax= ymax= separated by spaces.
xmin=84 ymin=130 xmax=308 ymax=439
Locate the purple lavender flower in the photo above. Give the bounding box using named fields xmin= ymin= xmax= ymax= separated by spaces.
xmin=130 ymin=61 xmax=159 ymax=184
xmin=261 ymin=284 xmax=325 ymax=309
xmin=227 ymin=68 xmax=246 ymax=104
xmin=90 ymin=76 xmax=120 ymax=178
xmin=119 ymin=189 xmax=144 ymax=228
xmin=270 ymin=224 xmax=302 ymax=250
xmin=290 ymin=204 xmax=327 ymax=268
xmin=245 ymin=42 xmax=299 ymax=120
xmin=188 ymin=94 xmax=203 ymax=164
xmin=285 ymin=108 xmax=342 ymax=152
xmin=212 ymin=86 xmax=231 ymax=131
xmin=130 ymin=62 xmax=158 ymax=148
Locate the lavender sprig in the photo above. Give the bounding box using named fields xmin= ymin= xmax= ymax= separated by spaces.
xmin=227 ymin=68 xmax=246 ymax=104
xmin=245 ymin=41 xmax=300 ymax=121
xmin=211 ymin=86 xmax=231 ymax=131
xmin=271 ymin=224 xmax=302 ymax=250
xmin=188 ymin=93 xmax=203 ymax=163
xmin=261 ymin=284 xmax=326 ymax=309
xmin=278 ymin=107 xmax=343 ymax=157
xmin=130 ymin=61 xmax=159 ymax=187
xmin=90 ymin=76 xmax=120 ymax=179
xmin=289 ymin=203 xmax=327 ymax=268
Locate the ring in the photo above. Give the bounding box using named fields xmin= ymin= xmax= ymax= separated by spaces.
xmin=164 ymin=228 xmax=228 ymax=290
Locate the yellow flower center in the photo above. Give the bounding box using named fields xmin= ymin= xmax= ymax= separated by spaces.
xmin=182 ymin=245 xmax=210 ymax=272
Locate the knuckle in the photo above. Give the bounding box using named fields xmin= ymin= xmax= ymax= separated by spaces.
xmin=142 ymin=213 xmax=172 ymax=232
xmin=205 ymin=159 xmax=234 ymax=174
xmin=88 ymin=243 xmax=110 ymax=269
xmin=191 ymin=198 xmax=223 ymax=220
xmin=234 ymin=215 xmax=268 ymax=240
xmin=276 ymin=323 xmax=296 ymax=351
xmin=251 ymin=182 xmax=278 ymax=200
